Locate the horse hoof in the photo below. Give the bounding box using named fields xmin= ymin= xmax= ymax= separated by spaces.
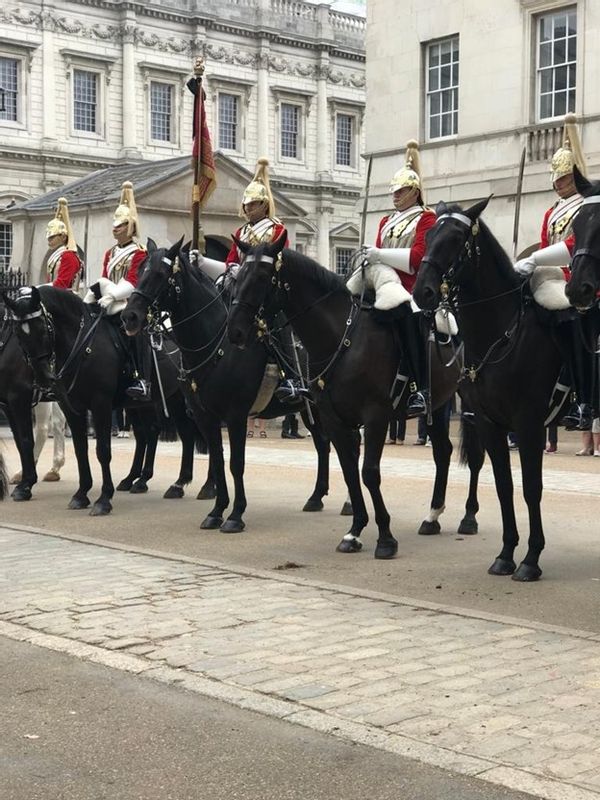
xmin=197 ymin=484 xmax=217 ymax=500
xmin=68 ymin=496 xmax=90 ymax=510
xmin=201 ymin=515 xmax=223 ymax=530
xmin=303 ymin=498 xmax=324 ymax=512
xmin=130 ymin=481 xmax=148 ymax=494
xmin=10 ymin=472 xmax=22 ymax=485
xmin=512 ymin=563 xmax=542 ymax=582
xmin=164 ymin=485 xmax=184 ymax=499
xmin=375 ymin=539 xmax=398 ymax=559
xmin=488 ymin=557 xmax=516 ymax=576
xmin=336 ymin=538 xmax=363 ymax=554
xmin=116 ymin=479 xmax=133 ymax=492
xmin=418 ymin=520 xmax=441 ymax=536
xmin=90 ymin=502 xmax=112 ymax=516
xmin=220 ymin=519 xmax=245 ymax=534
xmin=11 ymin=486 xmax=32 ymax=502
xmin=340 ymin=501 xmax=353 ymax=517
xmin=458 ymin=517 xmax=478 ymax=535
xmin=43 ymin=470 xmax=60 ymax=482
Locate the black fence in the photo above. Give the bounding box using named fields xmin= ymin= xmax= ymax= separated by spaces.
xmin=0 ymin=267 xmax=29 ymax=295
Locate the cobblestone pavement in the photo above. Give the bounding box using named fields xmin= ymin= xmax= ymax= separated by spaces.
xmin=3 ymin=525 xmax=600 ymax=800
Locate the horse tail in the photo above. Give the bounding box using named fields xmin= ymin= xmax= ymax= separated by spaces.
xmin=0 ymin=445 xmax=8 ymax=501
xmin=459 ymin=405 xmax=482 ymax=467
xmin=158 ymin=411 xmax=179 ymax=442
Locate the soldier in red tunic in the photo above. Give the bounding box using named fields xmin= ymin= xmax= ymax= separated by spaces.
xmin=347 ymin=140 xmax=436 ymax=417
xmin=514 ymin=114 xmax=593 ymax=430
xmin=45 ymin=197 xmax=82 ymax=290
xmin=84 ymin=181 xmax=149 ymax=399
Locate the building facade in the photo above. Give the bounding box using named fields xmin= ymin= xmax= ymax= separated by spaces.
xmin=365 ymin=0 xmax=600 ymax=256
xmin=0 ymin=0 xmax=366 ymax=279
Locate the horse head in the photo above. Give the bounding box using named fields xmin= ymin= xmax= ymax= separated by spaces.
xmin=227 ymin=229 xmax=287 ymax=349
xmin=565 ymin=166 xmax=600 ymax=310
xmin=413 ymin=197 xmax=491 ymax=311
xmin=3 ymin=286 xmax=56 ymax=388
xmin=122 ymin=236 xmax=184 ymax=336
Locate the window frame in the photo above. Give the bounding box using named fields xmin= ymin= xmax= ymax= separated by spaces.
xmin=328 ymin=99 xmax=364 ymax=172
xmin=535 ymin=5 xmax=577 ymax=122
xmin=139 ymin=63 xmax=186 ymax=149
xmin=217 ymin=91 xmax=242 ymax=153
xmin=333 ymin=246 xmax=354 ymax=277
xmin=208 ymin=76 xmax=252 ymax=157
xmin=425 ymin=34 xmax=459 ymax=141
xmin=279 ymin=101 xmax=302 ymax=161
xmin=61 ymin=50 xmax=114 ymax=142
xmin=0 ymin=220 xmax=13 ymax=270
xmin=0 ymin=42 xmax=38 ymax=131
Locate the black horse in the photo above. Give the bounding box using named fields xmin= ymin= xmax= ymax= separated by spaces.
xmin=121 ymin=240 xmax=331 ymax=533
xmin=227 ymin=232 xmax=484 ymax=558
xmin=565 ymin=167 xmax=600 ymax=310
xmin=413 ymin=199 xmax=568 ymax=581
xmin=0 ymin=299 xmax=38 ymax=500
xmin=5 ymin=285 xmax=203 ymax=515
xmin=0 ymin=445 xmax=7 ymax=500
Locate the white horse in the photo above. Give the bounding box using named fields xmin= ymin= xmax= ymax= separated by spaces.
xmin=10 ymin=402 xmax=66 ymax=484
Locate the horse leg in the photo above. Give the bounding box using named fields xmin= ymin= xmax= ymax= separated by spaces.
xmin=89 ymin=406 xmax=114 ymax=516
xmin=46 ymin=402 xmax=66 ymax=480
xmin=484 ymin=424 xmax=519 ymax=576
xmin=197 ymin=462 xmax=217 ymax=500
xmin=457 ymin=411 xmax=485 ymax=535
xmin=332 ymin=427 xmax=369 ymax=553
xmin=361 ymin=418 xmax=398 ymax=559
xmin=117 ymin=411 xmax=145 ymax=491
xmin=7 ymin=401 xmax=37 ymax=500
xmin=302 ymin=413 xmax=330 ymax=512
xmin=164 ymin=401 xmax=196 ymax=500
xmin=513 ymin=427 xmax=545 ymax=582
xmin=131 ymin=417 xmax=159 ymax=495
xmin=200 ymin=422 xmax=230 ymax=529
xmin=418 ymin=408 xmax=452 ymax=536
xmin=221 ymin=416 xmax=248 ymax=533
xmin=33 ymin=403 xmax=50 ymax=466
xmin=64 ymin=411 xmax=92 ymax=510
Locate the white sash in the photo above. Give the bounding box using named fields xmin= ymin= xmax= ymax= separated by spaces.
xmin=47 ymin=246 xmax=67 ymax=279
xmin=547 ymin=194 xmax=583 ymax=244
xmin=106 ymin=242 xmax=139 ymax=280
xmin=380 ymin=206 xmax=422 ymax=247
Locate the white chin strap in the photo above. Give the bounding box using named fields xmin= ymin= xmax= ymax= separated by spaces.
xmin=438 ymin=212 xmax=472 ymax=227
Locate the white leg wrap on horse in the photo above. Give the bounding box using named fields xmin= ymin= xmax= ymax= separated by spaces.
xmin=33 ymin=403 xmax=51 ymax=462
xmin=52 ymin=403 xmax=66 ymax=470
xmin=426 ymin=506 xmax=445 ymax=523
xmin=343 ymin=533 xmax=360 ymax=542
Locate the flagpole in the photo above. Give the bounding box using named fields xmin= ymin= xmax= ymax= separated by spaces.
xmin=191 ymin=56 xmax=205 ymax=255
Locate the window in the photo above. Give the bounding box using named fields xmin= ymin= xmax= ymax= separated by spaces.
xmin=281 ymin=103 xmax=301 ymax=159
xmin=150 ymin=81 xmax=173 ymax=142
xmin=73 ymin=69 xmax=98 ymax=133
xmin=0 ymin=223 xmax=12 ymax=269
xmin=538 ymin=8 xmax=576 ymax=120
xmin=336 ymin=113 xmax=354 ymax=167
xmin=426 ymin=36 xmax=459 ymax=139
xmin=0 ymin=57 xmax=18 ymax=122
xmin=335 ymin=247 xmax=354 ymax=277
xmin=218 ymin=93 xmax=239 ymax=151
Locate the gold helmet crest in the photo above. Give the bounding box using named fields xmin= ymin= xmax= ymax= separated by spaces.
xmin=112 ymin=181 xmax=139 ymax=238
xmin=46 ymin=197 xmax=76 ymax=251
xmin=551 ymin=113 xmax=587 ymax=184
xmin=389 ymin=139 xmax=423 ymax=196
xmin=241 ymin=157 xmax=275 ymax=219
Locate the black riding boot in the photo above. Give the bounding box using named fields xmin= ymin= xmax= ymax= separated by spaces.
xmin=557 ymin=317 xmax=594 ymax=431
xmin=397 ymin=306 xmax=428 ymax=418
xmin=126 ymin=335 xmax=152 ymax=401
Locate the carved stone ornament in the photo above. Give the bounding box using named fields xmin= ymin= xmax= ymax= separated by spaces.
xmin=269 ymin=55 xmax=288 ymax=73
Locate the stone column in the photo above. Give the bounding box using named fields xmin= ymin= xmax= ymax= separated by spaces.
xmin=40 ymin=12 xmax=56 ymax=144
xmin=316 ymin=53 xmax=330 ymax=178
xmin=121 ymin=14 xmax=139 ymax=158
xmin=317 ymin=200 xmax=333 ymax=268
xmin=257 ymin=41 xmax=270 ymax=159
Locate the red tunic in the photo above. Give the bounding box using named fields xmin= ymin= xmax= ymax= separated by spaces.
xmin=375 ymin=209 xmax=437 ymax=293
xmin=540 ymin=206 xmax=575 ymax=281
xmin=49 ymin=250 xmax=82 ymax=289
xmin=101 ymin=245 xmax=146 ymax=287
xmin=225 ymin=221 xmax=288 ymax=268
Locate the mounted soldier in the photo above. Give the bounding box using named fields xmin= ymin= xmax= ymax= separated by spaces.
xmin=83 ymin=181 xmax=149 ymax=400
xmin=346 ymin=139 xmax=437 ymax=418
xmin=514 ymin=113 xmax=593 ymax=430
xmin=45 ymin=197 xmax=83 ymax=290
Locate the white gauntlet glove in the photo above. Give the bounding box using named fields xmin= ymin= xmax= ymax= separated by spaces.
xmin=363 ymin=247 xmax=412 ymax=274
xmin=514 ymin=241 xmax=570 ymax=276
xmin=98 ymin=293 xmax=115 ymax=309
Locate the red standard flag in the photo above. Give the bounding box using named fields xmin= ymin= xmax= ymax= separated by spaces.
xmin=188 ymin=74 xmax=217 ymax=209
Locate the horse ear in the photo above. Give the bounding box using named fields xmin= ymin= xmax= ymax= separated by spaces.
xmin=181 ymin=240 xmax=191 ymax=254
xmin=465 ymin=196 xmax=492 ymax=221
xmin=233 ymin=234 xmax=250 ymax=255
xmin=573 ymin=165 xmax=595 ymax=197
xmin=272 ymin=229 xmax=287 ymax=255
xmin=146 ymin=238 xmax=157 ymax=253
xmin=168 ymin=236 xmax=184 ymax=260
xmin=435 ymin=201 xmax=448 ymax=217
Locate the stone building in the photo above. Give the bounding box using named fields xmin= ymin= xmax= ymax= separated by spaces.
xmin=365 ymin=0 xmax=600 ymax=256
xmin=0 ymin=0 xmax=366 ymax=280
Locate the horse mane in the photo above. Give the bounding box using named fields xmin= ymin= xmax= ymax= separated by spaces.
xmin=177 ymin=249 xmax=222 ymax=296
xmin=444 ymin=204 xmax=520 ymax=288
xmin=282 ymin=248 xmax=347 ymax=294
xmin=37 ymin=284 xmax=85 ymax=313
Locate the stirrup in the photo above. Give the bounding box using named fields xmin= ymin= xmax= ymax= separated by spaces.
xmin=561 ymin=402 xmax=593 ymax=431
xmin=274 ymin=379 xmax=310 ymax=402
xmin=405 ymin=390 xmax=427 ymax=419
xmin=125 ymin=379 xmax=152 ymax=401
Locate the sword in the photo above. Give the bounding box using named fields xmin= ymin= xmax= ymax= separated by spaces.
xmin=360 ymin=154 xmax=374 ymax=247
xmin=512 ymin=146 xmax=526 ymax=260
